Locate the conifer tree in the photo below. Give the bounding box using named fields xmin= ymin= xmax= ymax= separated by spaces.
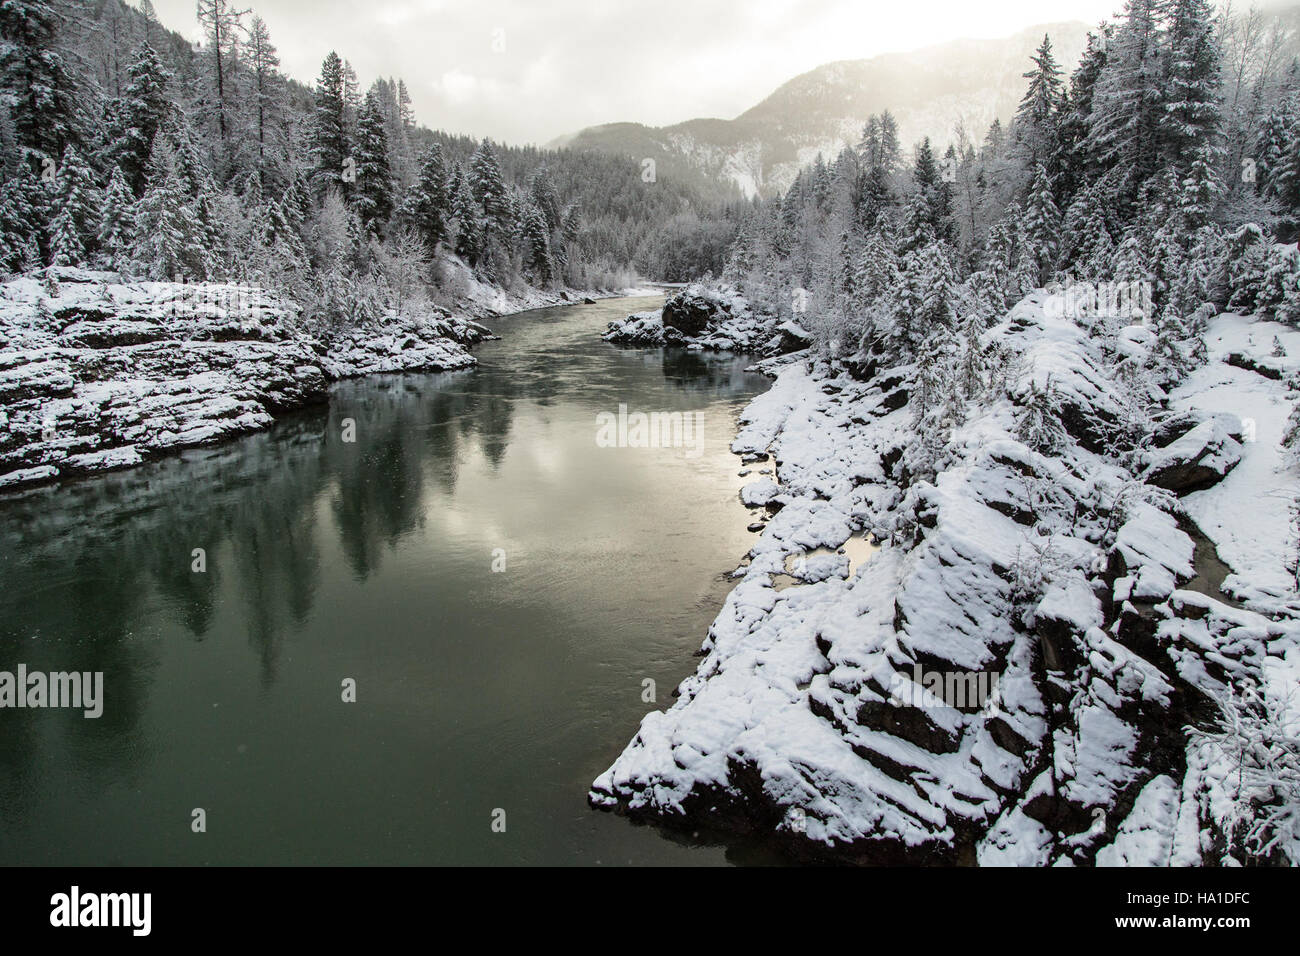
xmin=0 ymin=0 xmax=80 ymax=160
xmin=402 ymin=142 xmax=450 ymax=249
xmin=469 ymin=140 xmax=512 ymax=243
xmin=131 ymin=136 xmax=210 ymax=280
xmin=1083 ymin=0 xmax=1167 ymax=209
xmin=450 ymin=167 xmax=482 ymax=265
xmin=522 ymin=203 xmax=552 ymax=284
xmin=1013 ymin=34 xmax=1065 ymax=174
xmin=47 ymin=144 xmax=99 ymax=265
xmin=97 ymin=165 xmax=133 ymax=268
xmin=1161 ymin=0 xmax=1223 ymax=170
xmin=246 ymin=15 xmax=283 ymax=176
xmin=1022 ymin=164 xmax=1061 ymax=284
xmin=353 ymin=87 xmax=394 ymax=232
xmin=310 ymin=52 xmax=350 ymax=200
xmin=106 ymin=44 xmax=174 ymax=195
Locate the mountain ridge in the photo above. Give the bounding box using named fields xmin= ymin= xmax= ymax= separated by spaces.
xmin=553 ymin=21 xmax=1093 ymax=197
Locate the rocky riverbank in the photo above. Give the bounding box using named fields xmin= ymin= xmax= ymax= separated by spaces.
xmin=0 ymin=268 xmax=626 ymax=491
xmin=591 ymin=290 xmax=1300 ymax=866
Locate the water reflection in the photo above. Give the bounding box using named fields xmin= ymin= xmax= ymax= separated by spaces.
xmin=0 ymin=296 xmax=773 ymax=864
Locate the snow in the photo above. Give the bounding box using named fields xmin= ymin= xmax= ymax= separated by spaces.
xmin=603 ymin=283 xmax=803 ymax=356
xmin=591 ymin=288 xmax=1300 ymax=865
xmin=1170 ymin=312 xmax=1300 ymax=598
xmin=1096 ymin=774 xmax=1181 ymax=867
xmin=0 ymin=268 xmax=495 ymax=489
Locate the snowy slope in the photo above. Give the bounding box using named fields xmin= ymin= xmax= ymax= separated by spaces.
xmin=592 ymin=292 xmax=1300 ymax=865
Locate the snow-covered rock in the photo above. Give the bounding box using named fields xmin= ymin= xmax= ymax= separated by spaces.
xmin=603 ymin=283 xmax=803 ymax=356
xmin=0 ymin=269 xmax=485 ymax=490
xmin=591 ymin=290 xmax=1300 ymax=866
xmin=1143 ymin=417 xmax=1242 ymax=493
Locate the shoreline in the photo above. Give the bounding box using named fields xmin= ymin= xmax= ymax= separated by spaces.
xmin=0 ymin=271 xmax=657 ymax=495
xmin=589 ymin=290 xmax=1300 ymax=866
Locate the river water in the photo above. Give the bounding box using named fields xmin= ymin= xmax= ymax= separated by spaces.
xmin=0 ymin=295 xmax=779 ymax=865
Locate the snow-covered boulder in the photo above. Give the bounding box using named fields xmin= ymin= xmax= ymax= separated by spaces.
xmin=662 ymin=285 xmax=734 ymax=336
xmin=602 ymin=311 xmax=666 ymax=346
xmin=604 ymin=283 xmax=806 ymax=357
xmin=1143 ymin=418 xmax=1242 ymax=493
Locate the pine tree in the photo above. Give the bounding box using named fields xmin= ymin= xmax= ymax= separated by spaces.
xmin=1225 ymin=222 xmax=1269 ymax=314
xmin=131 ymin=136 xmax=209 ymax=280
xmin=402 ymin=142 xmax=450 ymax=249
xmin=0 ymin=0 xmax=80 ymax=160
xmin=470 ymin=140 xmax=512 ymax=243
xmin=48 ymin=201 xmax=84 ymax=265
xmin=105 ymin=44 xmax=174 ymax=195
xmin=1057 ymin=28 xmax=1110 ymax=200
xmin=1161 ymin=0 xmax=1223 ymax=171
xmin=48 ymin=144 xmax=99 ymax=265
xmin=353 ymin=87 xmax=394 ymax=233
xmin=1016 ymin=379 xmax=1069 ymax=453
xmin=1013 ymin=34 xmax=1065 ymax=174
xmin=97 ymin=165 xmax=133 ymax=269
xmin=310 ymin=52 xmax=350 ymax=200
xmin=450 ymin=167 xmax=482 ymax=265
xmin=1062 ymin=184 xmax=1114 ymax=279
xmin=246 ymin=15 xmax=283 ymax=177
xmin=529 ymin=166 xmax=562 ymax=232
xmin=1179 ymin=144 xmax=1224 ymax=230
xmin=1022 ymin=164 xmax=1061 ymax=284
xmin=521 ymin=203 xmax=552 ymax=283
xmin=0 ymin=162 xmax=45 ymax=271
xmin=194 ymin=0 xmax=248 ymax=144
xmin=1083 ymin=0 xmax=1167 ymax=210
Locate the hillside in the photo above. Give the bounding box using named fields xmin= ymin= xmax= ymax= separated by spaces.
xmin=556 ymin=23 xmax=1092 ymax=198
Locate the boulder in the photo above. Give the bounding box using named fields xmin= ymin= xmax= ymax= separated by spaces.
xmin=662 ymin=287 xmax=730 ymax=336
xmin=1144 ymin=418 xmax=1242 ymax=493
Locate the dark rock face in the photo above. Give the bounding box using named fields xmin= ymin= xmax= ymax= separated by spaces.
xmin=1144 ymin=418 xmax=1242 ymax=494
xmin=662 ymin=288 xmax=731 ymax=336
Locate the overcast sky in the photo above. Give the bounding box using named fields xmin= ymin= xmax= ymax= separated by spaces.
xmin=149 ymin=0 xmax=1124 ymax=144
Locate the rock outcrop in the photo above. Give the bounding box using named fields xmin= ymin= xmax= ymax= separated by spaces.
xmin=0 ymin=269 xmax=488 ymax=490
xmin=603 ymin=283 xmax=809 ymax=356
xmin=591 ymin=290 xmax=1300 ymax=866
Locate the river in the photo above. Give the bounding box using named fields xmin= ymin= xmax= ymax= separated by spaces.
xmin=0 ymin=295 xmax=780 ymax=865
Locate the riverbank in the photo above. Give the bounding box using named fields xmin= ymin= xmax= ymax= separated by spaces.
xmin=0 ymin=268 xmax=654 ymax=492
xmin=591 ymin=290 xmax=1300 ymax=866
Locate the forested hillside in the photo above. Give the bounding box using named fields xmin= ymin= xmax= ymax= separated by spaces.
xmin=720 ymin=0 xmax=1300 ymax=376
xmin=0 ymin=0 xmax=740 ymax=309
xmin=593 ymin=0 xmax=1300 ymax=866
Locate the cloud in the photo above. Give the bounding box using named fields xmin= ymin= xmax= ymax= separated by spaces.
xmin=148 ymin=0 xmax=1121 ymax=144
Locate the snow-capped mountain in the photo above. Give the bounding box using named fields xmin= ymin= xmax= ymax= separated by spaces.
xmin=554 ymin=22 xmax=1092 ymax=198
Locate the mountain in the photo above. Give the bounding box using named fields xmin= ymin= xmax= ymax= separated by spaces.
xmin=553 ymin=22 xmax=1093 ymax=198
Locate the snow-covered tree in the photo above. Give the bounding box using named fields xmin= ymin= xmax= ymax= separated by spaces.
xmin=1022 ymin=164 xmax=1061 ymax=284
xmin=104 ymin=44 xmax=174 ymax=195
xmin=47 ymin=144 xmax=99 ymax=265
xmin=1013 ymin=34 xmax=1065 ymax=175
xmin=131 ymin=136 xmax=210 ymax=280
xmin=0 ymin=0 xmax=80 ymax=160
xmin=310 ymin=51 xmax=350 ymax=199
xmin=352 ymin=86 xmax=394 ymax=233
